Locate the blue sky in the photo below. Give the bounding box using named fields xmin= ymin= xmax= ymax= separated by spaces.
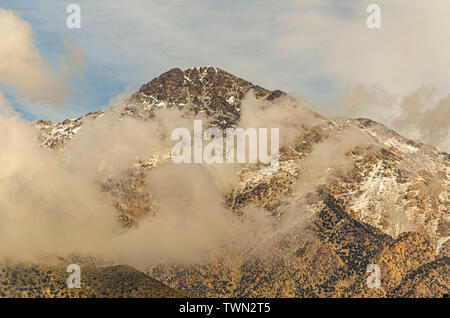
xmin=1 ymin=0 xmax=448 ymax=122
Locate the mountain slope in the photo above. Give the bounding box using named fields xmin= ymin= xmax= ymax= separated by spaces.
xmin=0 ymin=261 xmax=193 ymax=298
xmin=30 ymin=66 xmax=449 ymax=297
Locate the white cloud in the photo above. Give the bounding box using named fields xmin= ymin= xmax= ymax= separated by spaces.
xmin=277 ymin=0 xmax=450 ymax=94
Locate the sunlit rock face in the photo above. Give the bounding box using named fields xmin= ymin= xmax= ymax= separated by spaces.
xmin=30 ymin=67 xmax=449 ymax=298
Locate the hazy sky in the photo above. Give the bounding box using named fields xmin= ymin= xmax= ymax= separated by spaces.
xmin=1 ymin=0 xmax=448 ymax=122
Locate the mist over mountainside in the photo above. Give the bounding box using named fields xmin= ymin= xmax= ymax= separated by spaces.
xmin=0 ymin=2 xmax=448 ymax=300
xmin=21 ymin=66 xmax=448 ymax=297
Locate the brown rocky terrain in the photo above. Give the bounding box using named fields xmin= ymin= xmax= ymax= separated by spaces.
xmin=26 ymin=66 xmax=449 ymax=298
xmin=0 ymin=260 xmax=192 ymax=298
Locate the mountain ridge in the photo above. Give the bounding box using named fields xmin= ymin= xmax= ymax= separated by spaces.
xmin=27 ymin=66 xmax=449 ymax=297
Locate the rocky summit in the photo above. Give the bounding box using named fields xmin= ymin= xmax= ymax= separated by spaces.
xmin=24 ymin=66 xmax=450 ymax=298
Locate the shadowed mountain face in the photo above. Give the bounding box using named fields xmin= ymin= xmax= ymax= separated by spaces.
xmin=0 ymin=261 xmax=193 ymax=298
xmin=21 ymin=66 xmax=450 ymax=298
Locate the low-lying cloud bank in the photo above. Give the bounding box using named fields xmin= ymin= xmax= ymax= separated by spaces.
xmin=0 ymin=89 xmax=322 ymax=264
